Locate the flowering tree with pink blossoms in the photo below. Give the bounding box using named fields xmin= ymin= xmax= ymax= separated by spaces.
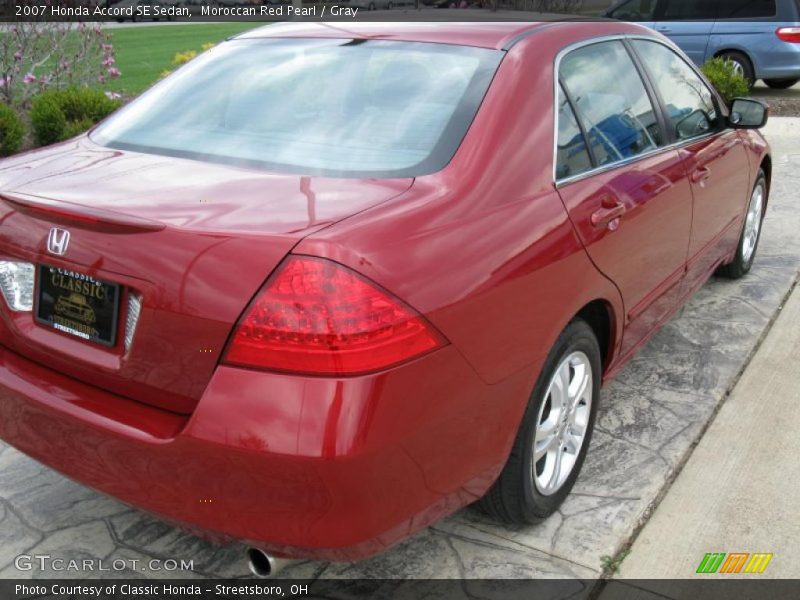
xmin=0 ymin=21 xmax=120 ymax=110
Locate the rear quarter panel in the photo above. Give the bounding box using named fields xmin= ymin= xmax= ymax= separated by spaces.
xmin=710 ymin=18 xmax=800 ymax=79
xmin=296 ymin=24 xmax=634 ymax=389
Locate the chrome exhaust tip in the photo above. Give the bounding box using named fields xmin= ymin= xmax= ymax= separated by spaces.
xmin=246 ymin=547 xmax=295 ymax=578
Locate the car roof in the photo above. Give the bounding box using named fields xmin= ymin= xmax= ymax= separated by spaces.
xmin=235 ymin=21 xmax=658 ymax=51
xmin=236 ymin=22 xmax=552 ymax=50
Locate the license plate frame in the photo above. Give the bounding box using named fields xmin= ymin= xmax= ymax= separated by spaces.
xmin=35 ymin=265 xmax=121 ymax=347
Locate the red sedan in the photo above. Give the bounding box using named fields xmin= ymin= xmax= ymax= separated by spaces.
xmin=0 ymin=22 xmax=770 ymax=574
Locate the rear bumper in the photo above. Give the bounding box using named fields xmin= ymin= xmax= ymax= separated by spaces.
xmin=0 ymin=344 xmax=534 ymax=561
xmin=753 ymin=40 xmax=800 ymax=80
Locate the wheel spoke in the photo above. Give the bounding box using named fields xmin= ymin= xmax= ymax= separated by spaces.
xmin=570 ymin=369 xmax=589 ymax=410
xmin=536 ymin=418 xmax=558 ymax=440
xmin=534 ymin=433 xmax=558 ymax=462
xmin=546 ymin=443 xmax=564 ymax=491
xmin=552 ymin=362 xmax=570 ymax=409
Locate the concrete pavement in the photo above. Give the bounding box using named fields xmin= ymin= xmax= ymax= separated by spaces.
xmin=617 ymin=282 xmax=800 ymax=579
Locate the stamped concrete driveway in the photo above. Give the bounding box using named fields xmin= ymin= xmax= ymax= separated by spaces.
xmin=1 ymin=118 xmax=799 ymax=581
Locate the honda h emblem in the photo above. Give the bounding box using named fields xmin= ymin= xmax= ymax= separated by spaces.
xmin=47 ymin=228 xmax=71 ymax=256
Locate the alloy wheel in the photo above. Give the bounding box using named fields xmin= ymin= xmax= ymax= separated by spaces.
xmin=729 ymin=59 xmax=745 ymax=79
xmin=532 ymin=351 xmax=593 ymax=496
xmin=742 ymin=179 xmax=765 ymax=264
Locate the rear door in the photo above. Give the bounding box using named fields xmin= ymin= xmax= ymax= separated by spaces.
xmin=653 ymin=0 xmax=720 ymax=64
xmin=555 ymin=40 xmax=693 ymax=359
xmin=630 ymin=39 xmax=750 ymax=293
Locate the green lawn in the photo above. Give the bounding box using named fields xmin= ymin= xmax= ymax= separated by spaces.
xmin=105 ymin=23 xmax=261 ymax=95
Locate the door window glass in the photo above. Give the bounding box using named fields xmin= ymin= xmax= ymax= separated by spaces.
xmin=719 ymin=0 xmax=776 ymax=18
xmin=632 ymin=40 xmax=719 ymax=141
xmin=556 ymin=84 xmax=593 ymax=180
xmin=661 ymin=0 xmax=719 ymax=19
xmin=560 ymin=41 xmax=664 ymax=169
xmin=607 ymin=0 xmax=657 ymax=20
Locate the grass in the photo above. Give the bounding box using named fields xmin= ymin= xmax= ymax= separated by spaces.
xmin=105 ymin=23 xmax=261 ymax=95
xmin=600 ymin=549 xmax=631 ymax=575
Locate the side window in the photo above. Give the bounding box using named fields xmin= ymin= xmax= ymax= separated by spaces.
xmin=556 ymin=84 xmax=593 ymax=180
xmin=719 ymin=0 xmax=776 ymax=18
xmin=560 ymin=41 xmax=664 ymax=170
xmin=660 ymin=0 xmax=719 ymax=20
xmin=632 ymin=40 xmax=719 ymax=142
xmin=608 ymin=0 xmax=657 ymax=20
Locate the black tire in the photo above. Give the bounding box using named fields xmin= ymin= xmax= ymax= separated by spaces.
xmin=387 ymin=1 xmax=393 ymax=7
xmin=479 ymin=319 xmax=601 ymax=524
xmin=368 ymin=1 xmax=375 ymax=8
xmin=764 ymin=78 xmax=799 ymax=90
xmin=718 ymin=51 xmax=755 ymax=88
xmin=718 ymin=169 xmax=767 ymax=279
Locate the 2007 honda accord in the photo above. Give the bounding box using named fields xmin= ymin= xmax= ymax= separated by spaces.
xmin=0 ymin=22 xmax=770 ymax=573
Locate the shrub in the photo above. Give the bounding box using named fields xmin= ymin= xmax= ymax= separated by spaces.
xmin=701 ymin=57 xmax=750 ymax=105
xmin=165 ymin=44 xmax=213 ymax=79
xmin=29 ymin=94 xmax=66 ymax=147
xmin=173 ymin=50 xmax=198 ymax=66
xmin=30 ymin=88 xmax=120 ymax=147
xmin=0 ymin=103 xmax=24 ymax=156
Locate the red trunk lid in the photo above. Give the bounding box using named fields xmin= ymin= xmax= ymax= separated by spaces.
xmin=0 ymin=138 xmax=411 ymax=414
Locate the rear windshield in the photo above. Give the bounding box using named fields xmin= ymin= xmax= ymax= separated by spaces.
xmin=92 ymin=38 xmax=503 ymax=178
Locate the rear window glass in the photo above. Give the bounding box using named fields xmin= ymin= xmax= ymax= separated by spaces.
xmin=91 ymin=38 xmax=502 ymax=178
xmin=556 ymin=84 xmax=593 ymax=180
xmin=719 ymin=0 xmax=777 ymax=18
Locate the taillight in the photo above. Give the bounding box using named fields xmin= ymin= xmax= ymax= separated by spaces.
xmin=776 ymin=27 xmax=800 ymax=43
xmin=223 ymin=256 xmax=446 ymax=376
xmin=0 ymin=261 xmax=34 ymax=311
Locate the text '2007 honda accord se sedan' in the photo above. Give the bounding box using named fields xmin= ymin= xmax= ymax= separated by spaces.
xmin=0 ymin=22 xmax=771 ymax=572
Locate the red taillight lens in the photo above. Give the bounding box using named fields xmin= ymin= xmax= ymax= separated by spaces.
xmin=776 ymin=27 xmax=800 ymax=43
xmin=223 ymin=256 xmax=446 ymax=376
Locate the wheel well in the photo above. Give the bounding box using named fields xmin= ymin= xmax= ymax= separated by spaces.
xmin=575 ymin=300 xmax=614 ymax=371
xmin=714 ymin=48 xmax=751 ymax=62
xmin=714 ymin=48 xmax=755 ymax=75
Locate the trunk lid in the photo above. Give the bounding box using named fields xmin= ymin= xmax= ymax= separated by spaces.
xmin=0 ymin=138 xmax=412 ymax=413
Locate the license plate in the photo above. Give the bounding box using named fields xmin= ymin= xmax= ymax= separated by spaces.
xmin=35 ymin=265 xmax=120 ymax=347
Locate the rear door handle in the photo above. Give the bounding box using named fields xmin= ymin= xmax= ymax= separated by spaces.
xmin=691 ymin=166 xmax=712 ymax=184
xmin=591 ymin=197 xmax=626 ymax=229
xmin=655 ymin=26 xmax=672 ymax=33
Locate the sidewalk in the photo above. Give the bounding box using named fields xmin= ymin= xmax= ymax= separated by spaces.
xmin=617 ymin=282 xmax=800 ymax=579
